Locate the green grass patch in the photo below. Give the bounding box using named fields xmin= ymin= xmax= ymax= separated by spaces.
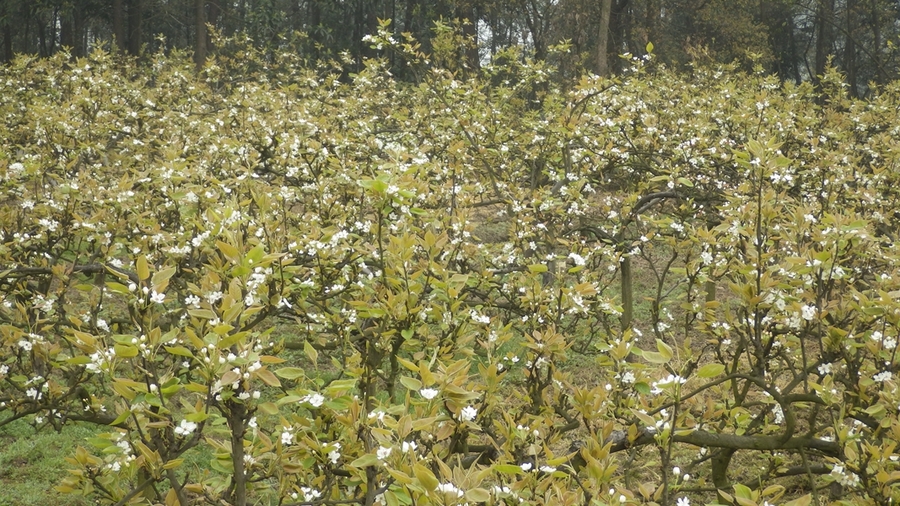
xmin=0 ymin=419 xmax=98 ymax=506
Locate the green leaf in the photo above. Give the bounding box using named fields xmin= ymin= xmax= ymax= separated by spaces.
xmin=110 ymin=410 xmax=132 ymax=426
xmin=399 ymin=376 xmax=423 ymax=391
xmin=163 ymin=458 xmax=184 ymax=470
xmin=350 ymin=453 xmax=382 ymax=468
xmin=761 ymin=485 xmax=785 ymax=498
xmin=106 ymin=281 xmax=131 ymax=295
xmin=493 ymin=464 xmax=525 ymax=475
xmin=185 ymin=412 xmax=209 ymax=423
xmin=136 ymin=256 xmax=150 ymax=281
xmin=277 ymin=395 xmax=304 ymax=406
xmin=151 ymin=266 xmax=176 ymax=290
xmin=734 ymin=483 xmax=754 ymax=500
xmin=527 ymin=264 xmax=548 ymax=273
xmin=642 ymin=351 xmax=670 ymax=364
xmin=304 ymin=341 xmax=319 ymax=365
xmin=466 ymin=488 xmax=491 ymax=502
xmin=783 ymin=494 xmax=811 ymax=506
xmin=632 ymin=410 xmax=656 ymax=428
xmin=634 ymin=382 xmax=651 ymax=395
xmin=114 ymin=344 xmax=138 ymax=358
xmin=697 ymin=363 xmax=726 ymax=378
xmin=257 ymin=402 xmax=279 ymax=415
xmin=413 ymin=463 xmax=439 ymax=491
xmin=246 ymin=244 xmax=265 ymax=265
xmin=646 ymin=41 xmax=654 ymax=53
xmin=384 ymin=491 xmax=402 ymax=506
xmin=216 ymin=240 xmax=241 ymax=262
xmin=165 ymin=346 xmax=194 ymax=358
xmin=325 ymin=379 xmax=358 ymax=394
xmin=160 ymin=383 xmax=181 ymax=396
xmin=656 ymin=339 xmax=673 ymax=360
xmin=188 ymin=309 xmax=218 ymax=320
xmin=275 ymin=367 xmax=305 ymax=380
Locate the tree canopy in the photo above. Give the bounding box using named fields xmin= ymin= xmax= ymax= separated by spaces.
xmin=3 ymin=0 xmax=900 ymax=93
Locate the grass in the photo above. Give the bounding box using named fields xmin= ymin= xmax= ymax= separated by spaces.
xmin=0 ymin=418 xmax=97 ymax=506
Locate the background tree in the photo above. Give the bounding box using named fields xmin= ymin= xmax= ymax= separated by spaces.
xmin=1 ymin=0 xmax=899 ymax=99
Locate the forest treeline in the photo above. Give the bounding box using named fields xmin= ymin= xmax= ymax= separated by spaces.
xmin=1 ymin=0 xmax=899 ymax=94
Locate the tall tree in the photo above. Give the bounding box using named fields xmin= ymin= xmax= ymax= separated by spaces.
xmin=845 ymin=0 xmax=858 ymax=95
xmin=113 ymin=0 xmax=126 ymax=52
xmin=195 ymin=0 xmax=207 ymax=68
xmin=814 ymin=0 xmax=835 ymax=80
xmin=760 ymin=0 xmax=801 ymax=82
xmin=127 ymin=0 xmax=142 ymax=56
xmin=597 ymin=0 xmax=612 ymax=75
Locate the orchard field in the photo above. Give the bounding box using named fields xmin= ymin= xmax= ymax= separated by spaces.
xmin=3 ymin=31 xmax=900 ymax=506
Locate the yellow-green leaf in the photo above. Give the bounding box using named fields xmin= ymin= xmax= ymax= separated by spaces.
xmin=114 ymin=344 xmax=138 ymax=358
xmin=275 ymin=367 xmax=305 ymax=380
xmin=697 ymin=363 xmax=726 ymax=378
xmin=413 ymin=463 xmax=439 ymax=491
xmin=136 ymin=256 xmax=150 ymax=281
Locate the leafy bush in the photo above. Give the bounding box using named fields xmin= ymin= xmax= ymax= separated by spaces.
xmin=2 ymin=39 xmax=900 ymax=506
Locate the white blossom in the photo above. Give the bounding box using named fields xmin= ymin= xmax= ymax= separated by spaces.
xmin=568 ymin=252 xmax=586 ymax=266
xmin=436 ymin=483 xmax=464 ymax=498
xmin=301 ymin=392 xmax=325 ymax=407
xmin=300 ymin=487 xmax=322 ymax=502
xmin=376 ymin=446 xmax=392 ymax=460
xmin=174 ymin=419 xmax=198 ymax=436
xmin=800 ymin=305 xmax=816 ymax=321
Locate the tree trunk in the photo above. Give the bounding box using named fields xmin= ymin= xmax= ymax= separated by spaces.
xmin=60 ymin=9 xmax=74 ymax=52
xmin=609 ymin=0 xmax=630 ymax=73
xmin=194 ymin=0 xmax=207 ymax=68
xmin=712 ymin=448 xmax=735 ymax=488
xmin=113 ymin=0 xmax=126 ymax=52
xmin=403 ymin=0 xmax=416 ymax=33
xmin=522 ymin=1 xmax=546 ymax=61
xmin=597 ymin=0 xmax=612 ymax=75
xmin=845 ymin=0 xmax=858 ymax=96
xmin=228 ymin=403 xmax=248 ymax=506
xmin=2 ymin=21 xmax=11 ymax=63
xmin=308 ymin=0 xmax=321 ymax=56
xmin=814 ymin=0 xmax=835 ymax=81
xmin=787 ymin=10 xmax=801 ymax=82
xmin=127 ymin=0 xmax=142 ymax=56
xmin=73 ymin=6 xmax=85 ymax=57
xmin=37 ymin=15 xmax=47 ymax=56
xmin=645 ymin=0 xmax=659 ymax=48
xmin=208 ymin=0 xmax=221 ymax=30
xmin=869 ymin=0 xmax=880 ymax=83
xmin=620 ymin=255 xmax=633 ymax=332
